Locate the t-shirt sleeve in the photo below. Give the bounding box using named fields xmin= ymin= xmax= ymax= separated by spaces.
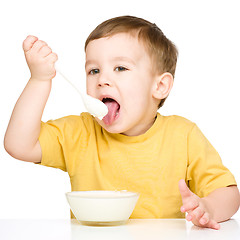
xmin=186 ymin=124 xmax=237 ymax=197
xmin=37 ymin=119 xmax=67 ymax=171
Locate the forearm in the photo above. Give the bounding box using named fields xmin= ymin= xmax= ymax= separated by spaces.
xmin=203 ymin=186 xmax=240 ymax=223
xmin=4 ymin=78 xmax=51 ymax=160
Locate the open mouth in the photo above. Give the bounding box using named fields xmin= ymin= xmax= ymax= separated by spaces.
xmin=102 ymin=97 xmax=120 ymax=125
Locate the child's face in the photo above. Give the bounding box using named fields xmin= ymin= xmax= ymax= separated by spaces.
xmin=85 ymin=33 xmax=159 ymax=136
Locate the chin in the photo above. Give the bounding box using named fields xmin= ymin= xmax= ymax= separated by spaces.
xmin=95 ymin=119 xmax=124 ymax=134
xmin=102 ymin=124 xmax=123 ymax=134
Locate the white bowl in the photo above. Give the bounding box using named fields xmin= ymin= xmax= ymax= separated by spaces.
xmin=66 ymin=190 xmax=139 ymax=226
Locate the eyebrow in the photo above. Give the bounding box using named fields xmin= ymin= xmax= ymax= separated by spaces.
xmin=85 ymin=56 xmax=136 ymax=69
xmin=111 ymin=56 xmax=136 ymax=65
xmin=85 ymin=60 xmax=95 ymax=69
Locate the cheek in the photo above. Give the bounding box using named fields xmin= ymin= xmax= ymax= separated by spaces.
xmin=122 ymin=85 xmax=148 ymax=109
xmin=126 ymin=76 xmax=151 ymax=96
xmin=86 ymin=78 xmax=95 ymax=95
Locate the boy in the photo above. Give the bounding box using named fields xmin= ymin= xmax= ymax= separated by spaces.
xmin=4 ymin=16 xmax=240 ymax=229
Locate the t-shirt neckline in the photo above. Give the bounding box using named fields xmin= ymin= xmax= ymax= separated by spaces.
xmin=102 ymin=112 xmax=163 ymax=143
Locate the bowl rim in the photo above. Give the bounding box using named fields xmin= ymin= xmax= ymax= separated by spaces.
xmin=65 ymin=190 xmax=140 ymax=199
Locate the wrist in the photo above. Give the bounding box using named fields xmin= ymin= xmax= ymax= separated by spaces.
xmin=29 ymin=70 xmax=56 ymax=82
xmin=28 ymin=77 xmax=52 ymax=94
xmin=29 ymin=77 xmax=52 ymax=84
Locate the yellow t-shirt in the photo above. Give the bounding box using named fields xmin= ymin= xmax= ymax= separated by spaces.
xmin=38 ymin=112 xmax=236 ymax=218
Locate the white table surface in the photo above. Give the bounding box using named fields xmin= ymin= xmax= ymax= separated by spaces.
xmin=0 ymin=218 xmax=239 ymax=240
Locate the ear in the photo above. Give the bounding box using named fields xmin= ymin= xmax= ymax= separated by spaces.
xmin=152 ymin=72 xmax=173 ymax=100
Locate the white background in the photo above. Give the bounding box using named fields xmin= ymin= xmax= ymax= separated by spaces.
xmin=0 ymin=0 xmax=239 ymax=219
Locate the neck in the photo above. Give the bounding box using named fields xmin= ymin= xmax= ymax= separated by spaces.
xmin=122 ymin=114 xmax=158 ymax=136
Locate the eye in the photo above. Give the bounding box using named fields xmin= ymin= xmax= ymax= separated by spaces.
xmin=115 ymin=66 xmax=128 ymax=72
xmin=89 ymin=69 xmax=100 ymax=75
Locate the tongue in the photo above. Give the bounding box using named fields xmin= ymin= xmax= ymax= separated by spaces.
xmin=103 ymin=100 xmax=119 ymax=125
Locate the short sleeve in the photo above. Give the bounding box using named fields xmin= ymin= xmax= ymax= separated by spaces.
xmin=187 ymin=124 xmax=237 ymax=197
xmin=37 ymin=119 xmax=66 ymax=171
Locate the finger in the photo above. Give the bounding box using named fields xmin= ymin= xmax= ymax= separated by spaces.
xmin=23 ymin=35 xmax=38 ymax=52
xmin=199 ymin=212 xmax=210 ymax=225
xmin=31 ymin=40 xmax=48 ymax=52
xmin=181 ymin=198 xmax=199 ymax=213
xmin=46 ymin=52 xmax=58 ymax=63
xmin=190 ymin=206 xmax=205 ymax=221
xmin=206 ymin=219 xmax=220 ymax=230
xmin=186 ymin=211 xmax=193 ymax=221
xmin=39 ymin=45 xmax=52 ymax=57
xmin=179 ymin=179 xmax=193 ymax=200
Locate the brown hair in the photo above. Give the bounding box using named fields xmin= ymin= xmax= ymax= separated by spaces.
xmin=85 ymin=16 xmax=178 ymax=108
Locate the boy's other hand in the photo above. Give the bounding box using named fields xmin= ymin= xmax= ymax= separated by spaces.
xmin=178 ymin=179 xmax=220 ymax=230
xmin=23 ymin=35 xmax=58 ymax=81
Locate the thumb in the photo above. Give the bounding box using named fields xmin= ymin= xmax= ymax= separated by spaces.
xmin=178 ymin=179 xmax=193 ymax=199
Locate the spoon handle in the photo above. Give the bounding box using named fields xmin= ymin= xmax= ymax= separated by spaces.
xmin=56 ymin=68 xmax=83 ymax=98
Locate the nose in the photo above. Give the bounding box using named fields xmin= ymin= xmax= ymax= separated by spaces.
xmin=97 ymin=72 xmax=111 ymax=87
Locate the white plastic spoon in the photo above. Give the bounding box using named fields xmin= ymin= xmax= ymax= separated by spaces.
xmin=56 ymin=69 xmax=108 ymax=120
